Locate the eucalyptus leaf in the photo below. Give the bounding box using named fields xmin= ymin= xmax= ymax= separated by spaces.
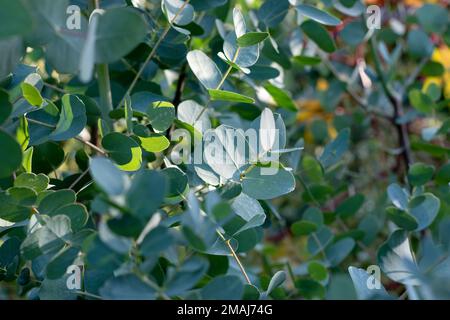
xmin=187 ymin=50 xmax=222 ymax=90
xmin=0 ymin=129 xmax=22 ymax=178
xmin=348 ymin=267 xmax=391 ymax=300
xmin=237 ymin=32 xmax=269 ymax=47
xmin=208 ymin=89 xmax=255 ymax=104
xmin=301 ymin=20 xmax=336 ymax=53
xmin=296 ymin=4 xmax=341 ymax=26
xmin=102 ymin=132 xmax=142 ymax=172
xmin=50 ymin=95 xmax=87 ymax=141
xmin=95 ymin=8 xmax=148 ymax=63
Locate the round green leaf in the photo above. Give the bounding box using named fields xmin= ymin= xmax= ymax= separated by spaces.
xmin=0 ymin=0 xmax=31 ymax=39
xmin=308 ymin=261 xmax=328 ymax=282
xmin=95 ymin=8 xmax=148 ymax=63
xmin=335 ymin=194 xmax=365 ymax=218
xmin=301 ymin=20 xmax=336 ymax=53
xmin=14 ymin=173 xmax=49 ymax=193
xmin=0 ymin=129 xmax=22 ymax=178
xmin=386 ymin=206 xmax=418 ymax=231
xmin=137 ymin=133 xmax=170 ymax=153
xmin=31 ymin=142 xmax=64 ymax=175
xmin=242 ymin=165 xmax=295 ymax=200
xmin=295 ymin=279 xmax=325 ymax=299
xmin=99 ymin=274 xmax=156 ymax=300
xmin=51 ymin=204 xmax=89 ymax=232
xmin=325 ymin=238 xmax=355 ymax=266
xmin=38 ymin=189 xmax=76 ymax=215
xmin=162 ymin=167 xmax=189 ymax=203
xmin=90 ymin=157 xmax=127 ymax=196
xmin=162 ymin=0 xmax=195 ymax=26
xmin=0 ymin=89 xmax=12 ymax=124
xmin=21 ymin=82 xmax=43 ymax=107
xmin=408 ymin=163 xmax=434 ymax=186
xmin=293 ymin=55 xmax=322 ymax=66
xmin=50 ymin=95 xmax=87 ymax=141
xmin=408 ymin=89 xmax=435 ymax=113
xmin=263 ymin=83 xmax=297 ymax=111
xmin=224 ymin=32 xmax=259 ymax=68
xmin=102 ymin=132 xmax=142 ymax=172
xmin=146 ymin=101 xmax=175 ymax=132
xmin=46 ymin=246 xmax=80 ymax=280
xmin=435 ymin=162 xmax=450 ymax=185
xmin=408 ymin=193 xmax=440 ymax=231
xmin=291 ymin=220 xmax=318 ymax=236
xmin=416 ymin=4 xmax=448 ymax=34
xmin=126 ymin=170 xmax=167 ymax=220
xmin=201 ymin=275 xmax=244 ymax=300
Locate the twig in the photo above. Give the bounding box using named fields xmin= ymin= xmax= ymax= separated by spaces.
xmin=216 ymin=48 xmax=241 ymax=90
xmin=369 ymin=35 xmax=413 ymax=169
xmin=311 ymin=232 xmax=328 ymax=260
xmin=74 ymin=136 xmax=107 ymax=155
xmin=43 ymin=82 xmax=68 ymax=94
xmin=117 ymin=0 xmax=191 ymax=109
xmin=285 ymin=261 xmax=296 ymax=287
xmin=172 ymin=63 xmax=188 ymax=107
xmin=26 ymin=118 xmax=55 ymax=128
xmin=69 ymin=168 xmax=90 ymax=190
xmin=75 ymin=290 xmax=103 ymax=300
xmin=217 ymin=231 xmax=252 ymax=285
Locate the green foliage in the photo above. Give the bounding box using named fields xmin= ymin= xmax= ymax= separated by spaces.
xmin=0 ymin=0 xmax=449 ymax=301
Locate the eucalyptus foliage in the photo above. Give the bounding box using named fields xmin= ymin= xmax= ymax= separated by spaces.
xmin=0 ymin=0 xmax=449 ymax=300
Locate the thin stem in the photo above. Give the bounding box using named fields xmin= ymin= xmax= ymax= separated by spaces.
xmin=285 ymin=261 xmax=296 ymax=287
xmin=312 ymin=232 xmax=327 ymax=260
xmin=43 ymin=82 xmax=68 ymax=94
xmin=121 ymin=58 xmax=138 ymax=75
xmin=26 ymin=118 xmax=107 ymax=156
xmin=369 ymin=36 xmax=397 ymax=103
xmin=75 ymin=290 xmax=103 ymax=300
xmin=117 ymin=0 xmax=191 ymax=109
xmin=172 ymin=63 xmax=187 ymax=107
xmin=74 ymin=136 xmax=107 ymax=155
xmin=369 ymin=35 xmax=413 ymax=169
xmin=69 ymin=168 xmax=90 ymax=190
xmin=216 ymin=47 xmax=241 ymax=91
xmin=26 ymin=117 xmax=55 ymax=128
xmin=296 ymin=175 xmax=320 ymax=207
xmin=217 ymin=231 xmax=252 ymax=285
xmin=26 ymin=117 xmax=106 ymax=156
